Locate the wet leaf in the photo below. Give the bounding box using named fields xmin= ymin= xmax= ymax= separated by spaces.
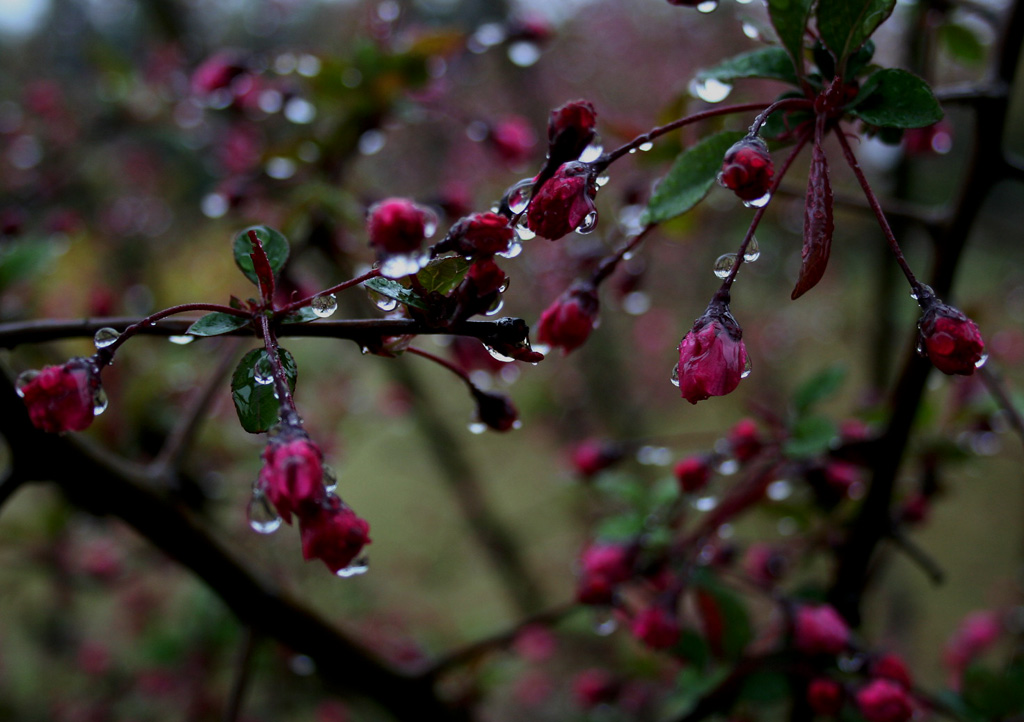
xmin=849 ymin=69 xmax=943 ymax=128
xmin=817 ymin=0 xmax=896 ymax=67
xmin=231 ymin=348 xmax=297 ymax=434
xmin=792 ymin=136 xmax=834 ymax=299
xmin=767 ymin=0 xmax=814 ymax=74
xmin=416 ymin=256 xmax=469 ymax=295
xmin=783 ymin=415 xmax=838 ymax=458
xmin=793 ymin=364 xmax=847 ymax=413
xmin=362 ymin=276 xmax=429 ymax=310
xmin=186 ymin=312 xmax=251 ymax=337
xmin=642 ymin=131 xmax=744 ymax=224
xmin=232 ymin=225 xmax=290 ymax=288
xmin=940 ymin=23 xmax=985 ymax=66
xmin=696 ymin=47 xmax=800 ymax=86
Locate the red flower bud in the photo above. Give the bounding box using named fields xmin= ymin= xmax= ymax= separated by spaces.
xmin=367 ymin=198 xmax=436 ymax=256
xmin=918 ymin=300 xmax=985 ymax=375
xmin=794 ymin=604 xmax=849 ymax=656
xmin=258 ymin=435 xmax=326 ymax=524
xmin=855 ymin=679 xmax=913 ymax=722
xmin=17 ymin=358 xmax=102 ymax=433
xmin=673 ymin=455 xmax=711 ymax=493
xmin=718 ymin=137 xmax=774 ymax=202
xmin=536 ymin=285 xmax=599 ymax=354
xmin=871 ymin=653 xmax=913 ymax=690
xmin=677 ymin=303 xmax=748 ymax=404
xmin=573 ymin=669 xmax=619 ymax=708
xmin=576 ymin=543 xmax=633 ymax=605
xmin=631 ymin=606 xmax=680 ymax=650
xmin=471 ymin=388 xmax=519 ymax=431
xmin=728 ymin=418 xmax=763 ymax=462
xmin=191 ymin=52 xmax=247 ymax=96
xmin=489 ymin=116 xmax=536 ymax=166
xmin=465 ymin=258 xmax=508 ymax=298
xmin=444 ymin=212 xmax=514 ymax=257
xmin=570 ymin=439 xmax=623 ymax=478
xmin=548 ymin=100 xmax=597 ymax=165
xmin=742 ymin=542 xmax=786 ymax=586
xmin=944 ymin=610 xmax=1002 ymax=674
xmin=526 ymin=162 xmax=597 ymax=240
xmin=298 ymin=496 xmax=371 ymax=575
xmin=807 ymin=678 xmax=844 ymax=716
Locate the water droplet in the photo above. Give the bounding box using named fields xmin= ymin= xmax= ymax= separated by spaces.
xmin=265 ymin=157 xmax=296 ymax=179
xmin=92 ymin=388 xmax=108 ymax=416
xmin=336 ymin=556 xmax=370 ymax=578
xmin=741 ymin=21 xmax=760 ymax=39
xmin=367 ymin=288 xmax=399 ymax=312
xmin=670 ymin=364 xmax=680 ymax=387
xmin=358 ymin=129 xmax=386 ymax=155
xmin=743 ymin=192 xmax=772 ymax=208
xmin=168 ymin=335 xmax=194 ymax=345
xmin=322 ymin=465 xmax=338 ymax=494
xmin=766 ymin=479 xmax=792 ymax=501
xmin=201 ymin=192 xmax=228 ymax=219
xmin=909 ymin=290 xmax=919 ymax=301
xmin=575 ymin=210 xmax=598 ymax=234
xmin=717 ymin=459 xmax=739 ymax=475
xmin=483 ymin=344 xmax=515 ymax=363
xmin=638 ymin=141 xmax=653 ymax=152
xmin=579 ymin=137 xmax=604 ymax=163
xmin=15 ymin=369 xmax=38 ymax=397
xmin=689 ymin=77 xmax=732 ymax=103
xmin=484 ymin=297 xmax=504 ymax=316
xmin=497 ymin=241 xmax=522 ymax=259
xmin=593 ymin=614 xmax=617 ymax=636
xmin=743 ymin=237 xmax=760 ymax=262
xmin=506 ymin=179 xmax=533 ymax=214
xmin=253 ymin=355 xmax=275 ymax=385
xmin=838 ymin=654 xmax=865 ymax=673
xmin=741 ymin=356 xmax=752 ymax=379
xmin=284 ymin=97 xmax=316 ymax=124
xmin=424 ymin=216 xmax=438 ymax=238
xmin=596 ymin=174 xmax=611 ymax=187
xmin=622 ymin=291 xmax=651 ymax=316
xmin=637 ymin=446 xmax=672 ymax=465
xmin=697 ymin=0 xmax=718 ymax=11
xmin=693 ymin=495 xmax=718 ymax=512
xmin=467 ymin=421 xmax=488 ymax=434
xmin=507 ymin=41 xmax=541 ymax=67
xmin=975 ymin=353 xmax=989 ymax=369
xmin=714 ymin=253 xmax=737 ymax=279
xmin=311 ymin=294 xmax=338 ymax=318
xmin=380 ymin=252 xmax=429 ymax=279
xmin=93 ymin=327 xmax=120 ymax=349
xmin=514 ymin=215 xmax=535 ymax=241
xmin=247 ymin=489 xmax=282 ymax=534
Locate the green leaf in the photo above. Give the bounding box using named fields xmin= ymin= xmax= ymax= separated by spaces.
xmin=0 ymin=238 xmax=60 ymax=290
xmin=280 ymin=307 xmax=320 ymax=324
xmin=793 ymin=364 xmax=847 ymax=414
xmin=849 ymin=68 xmax=944 ymax=128
xmin=595 ymin=513 xmax=647 ymax=542
xmin=232 ymin=225 xmax=290 ymax=287
xmin=740 ymin=670 xmax=789 ymax=703
xmin=230 ymin=348 xmax=297 ymax=434
xmin=661 ymin=666 xmax=730 ymax=720
xmin=362 ymin=276 xmax=429 ymax=310
xmin=693 ymin=569 xmax=752 ymax=659
xmin=940 ymin=23 xmax=985 ymax=66
xmin=817 ymin=0 xmax=896 ymax=67
xmin=767 ymin=0 xmax=813 ymax=73
xmin=783 ymin=415 xmax=838 ymax=458
xmin=642 ymin=131 xmax=744 ymax=225
xmin=696 ymin=47 xmax=800 ymax=86
xmin=416 ymin=256 xmax=469 ymax=295
xmin=186 ymin=312 xmax=251 ymax=337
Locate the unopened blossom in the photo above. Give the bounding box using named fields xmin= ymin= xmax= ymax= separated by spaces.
xmin=570 ymin=439 xmax=623 ymax=478
xmin=794 ymin=604 xmax=849 ymax=656
xmin=441 ymin=212 xmax=514 ymax=257
xmin=718 ymin=137 xmax=774 ymax=201
xmin=526 ymin=161 xmax=597 ymax=240
xmin=259 ymin=436 xmax=325 ymax=524
xmin=367 ymin=198 xmax=436 ymax=256
xmin=547 ymin=100 xmax=597 ymax=165
xmin=471 ymin=388 xmax=519 ymax=431
xmin=919 ymin=300 xmax=985 ymax=375
xmin=18 ymin=358 xmax=101 ymax=433
xmin=871 ymin=653 xmax=913 ymax=690
xmin=631 ymin=606 xmax=680 ymax=650
xmin=489 ymin=116 xmax=536 ymax=166
xmin=807 ymin=678 xmax=844 ymax=716
xmin=576 ymin=543 xmax=633 ymax=605
xmin=677 ymin=301 xmax=747 ymax=404
xmin=536 ymin=285 xmax=599 ymax=354
xmin=856 ymin=679 xmax=913 ymax=722
xmin=728 ymin=418 xmax=762 ymax=462
xmin=673 ymin=455 xmax=711 ymax=493
xmin=573 ymin=669 xmax=618 ymax=708
xmin=299 ymin=497 xmax=371 ymax=574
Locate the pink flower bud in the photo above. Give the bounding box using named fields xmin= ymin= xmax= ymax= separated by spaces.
xmin=573 ymin=668 xmax=619 ymax=708
xmin=807 ymin=677 xmax=844 ymax=716
xmin=367 ymin=198 xmax=435 ymax=256
xmin=299 ymin=497 xmax=371 ymax=575
xmin=526 ymin=162 xmax=597 ymax=240
xmin=259 ymin=436 xmax=326 ymax=524
xmin=856 ymin=679 xmax=913 ymax=722
xmin=718 ymin=137 xmax=774 ymax=202
xmin=548 ymin=100 xmax=597 ymax=165
xmin=191 ymin=51 xmax=247 ymax=96
xmin=536 ymin=285 xmax=599 ymax=354
xmin=465 ymin=258 xmax=508 ymax=298
xmin=944 ymin=610 xmax=1002 ymax=674
xmin=728 ymin=418 xmax=762 ymax=462
xmin=742 ymin=542 xmax=786 ymax=586
xmin=871 ymin=653 xmax=913 ymax=690
xmin=919 ymin=301 xmax=985 ymax=375
xmin=443 ymin=212 xmax=514 ymax=257
xmin=471 ymin=389 xmax=519 ymax=431
xmin=673 ymin=455 xmax=711 ymax=493
xmin=631 ymin=606 xmax=680 ymax=650
xmin=570 ymin=439 xmax=623 ymax=478
xmin=677 ymin=304 xmax=747 ymax=404
xmin=489 ymin=116 xmax=536 ymax=166
xmin=825 ymin=461 xmax=861 ymax=494
xmin=794 ymin=604 xmax=849 ymax=656
xmin=576 ymin=543 xmax=633 ymax=605
xmin=17 ymin=358 xmax=101 ymax=433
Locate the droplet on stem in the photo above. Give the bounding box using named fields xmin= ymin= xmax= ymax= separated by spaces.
xmin=743 ymin=236 xmax=760 ymax=262
xmin=93 ymin=327 xmax=120 ymax=350
xmin=92 ymin=388 xmax=109 ymax=416
xmin=714 ymin=253 xmax=737 ymax=279
xmin=743 ymin=191 xmax=772 ymax=209
xmin=247 ymin=488 xmax=282 ymax=534
xmin=311 ymin=293 xmax=338 ymax=318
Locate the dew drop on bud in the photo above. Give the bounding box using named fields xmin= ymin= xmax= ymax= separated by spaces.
xmin=253 ymin=355 xmax=275 ymax=385
xmin=975 ymin=353 xmax=989 ymax=369
xmin=507 ymin=179 xmax=533 ymax=214
xmin=311 ymin=293 xmax=338 ymax=318
xmin=575 ymin=210 xmax=598 ymax=235
xmin=579 ymin=137 xmax=604 ymax=163
xmin=741 ymin=356 xmax=752 ymax=379
xmin=336 ymin=556 xmax=370 ymax=578
xmin=423 ymin=217 xmax=438 ymax=238
xmin=322 ymin=465 xmax=338 ymax=494
xmin=697 ymin=0 xmax=718 ymax=12
xmin=93 ymin=327 xmax=120 ymax=349
xmin=909 ymin=290 xmax=919 ymax=300
xmin=669 ymin=364 xmax=680 ymax=387
xmin=742 ymin=192 xmax=772 ymax=209
xmin=514 ymin=215 xmax=535 ymax=241
xmin=713 ymin=253 xmax=737 ymax=279
xmin=15 ymin=369 xmax=39 ymax=397
xmin=247 ymin=489 xmax=282 ymax=535
xmin=467 ymin=421 xmax=488 ymax=434
xmin=596 ymin=174 xmax=611 ymax=187
xmin=497 ymin=241 xmax=523 ymax=259
xmin=688 ymin=77 xmax=732 ymax=103
xmin=743 ymin=237 xmax=760 ymax=262
xmin=92 ymin=388 xmax=109 ymax=416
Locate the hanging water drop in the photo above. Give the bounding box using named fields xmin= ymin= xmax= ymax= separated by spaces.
xmin=579 ymin=138 xmax=604 ymax=163
xmin=506 ymin=179 xmax=533 ymax=214
xmin=484 ymin=297 xmax=505 ymax=316
xmin=380 ymin=252 xmax=429 ymax=279
xmin=596 ymin=174 xmax=611 ymax=187
xmin=741 ymin=22 xmax=760 ymax=40
xmin=497 ymin=241 xmax=522 ymax=259
xmin=15 ymin=370 xmax=39 ymax=397
xmin=743 ymin=192 xmax=772 ymax=208
xmin=467 ymin=421 xmax=488 ymax=434
xmin=322 ymin=465 xmax=338 ymax=494
xmin=93 ymin=327 xmax=120 ymax=349
xmin=169 ymin=335 xmax=195 ymax=345
xmin=697 ymin=0 xmax=718 ymax=11
xmin=975 ymin=353 xmax=989 ymax=369
xmin=367 ymin=288 xmax=399 ymax=312
xmin=743 ymin=236 xmax=760 ymax=262
xmin=689 ymin=77 xmax=732 ymax=103
xmin=253 ymin=355 xmax=275 ymax=385
xmin=514 ymin=215 xmax=535 ymax=241
xmin=311 ymin=294 xmax=338 ymax=318
xmin=638 ymin=141 xmax=653 ymax=152
xmin=593 ymin=614 xmax=617 ymax=636
xmin=483 ymin=344 xmax=516 ymax=363
xmin=741 ymin=356 xmax=752 ymax=379
xmin=669 ymin=364 xmax=680 ymax=387
xmin=247 ymin=489 xmax=282 ymax=534
xmin=575 ymin=210 xmax=598 ymax=235
xmin=713 ymin=253 xmax=737 ymax=279
xmin=336 ymin=556 xmax=370 ymax=578
xmin=717 ymin=458 xmax=739 ymax=475
xmin=92 ymin=388 xmax=109 ymax=416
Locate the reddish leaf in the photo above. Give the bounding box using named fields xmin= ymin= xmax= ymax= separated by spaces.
xmin=792 ymin=136 xmax=834 ymax=299
xmin=248 ymin=229 xmax=276 ymax=304
xmin=696 ymin=589 xmax=725 ymax=657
